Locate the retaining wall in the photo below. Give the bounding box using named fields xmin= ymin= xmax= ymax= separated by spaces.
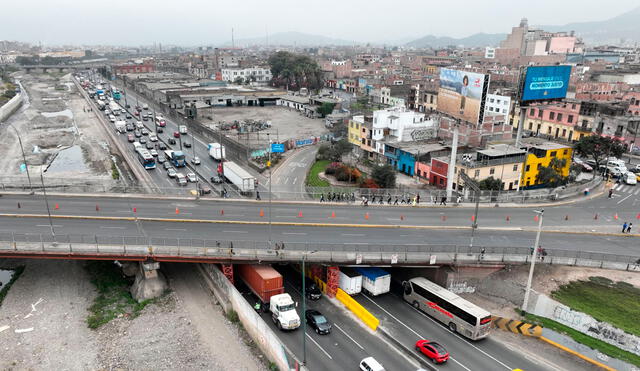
xmin=0 ymin=93 xmax=23 ymax=122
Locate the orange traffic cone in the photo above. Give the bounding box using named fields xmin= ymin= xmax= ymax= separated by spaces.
xmin=471 ymin=215 xmax=475 ymax=222
xmin=133 ymin=207 xmax=137 ymax=213
xmin=259 ymin=209 xmax=264 ymax=217
xmin=221 ymin=209 xmax=224 ymax=215
xmin=636 ymin=213 xmax=640 ymax=220
xmin=298 ymin=211 xmax=304 ymax=218
xmin=330 ymin=211 xmax=336 ymax=218
xmin=364 ymin=212 xmax=369 ymax=220
xmin=614 ymin=213 xmax=619 ymax=220
xmin=54 ymin=203 xmax=59 ymax=210
xmin=400 ymin=215 xmax=404 ymax=221
xmin=175 ymin=207 xmax=180 ymax=214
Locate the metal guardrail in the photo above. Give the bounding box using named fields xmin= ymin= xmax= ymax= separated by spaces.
xmin=1 ymin=233 xmax=638 ymax=270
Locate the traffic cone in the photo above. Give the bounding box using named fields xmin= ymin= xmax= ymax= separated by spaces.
xmin=565 ymin=215 xmax=569 ymax=221
xmin=471 ymin=215 xmax=475 ymax=222
xmin=96 ymin=204 xmax=99 ymax=212
xmin=441 ymin=215 xmax=447 ymax=221
xmin=614 ymin=213 xmax=619 ymax=220
xmin=506 ymin=215 xmax=510 ymax=221
xmin=364 ymin=212 xmax=369 ymax=220
xmin=534 ymin=215 xmax=539 ymax=222
xmin=259 ymin=209 xmax=264 ymax=217
xmin=17 ymin=202 xmax=20 ymax=209
xmin=221 ymin=209 xmax=224 ymax=215
xmin=175 ymin=207 xmax=180 ymax=214
xmin=594 ymin=213 xmax=598 ymax=220
xmin=298 ymin=211 xmax=303 ymax=218
xmin=636 ymin=213 xmax=640 ymax=220
xmin=400 ymin=215 xmax=404 ymax=221
xmin=330 ymin=211 xmax=336 ymax=218
xmin=133 ymin=207 xmax=137 ymax=213
xmin=55 ymin=203 xmax=59 ymax=210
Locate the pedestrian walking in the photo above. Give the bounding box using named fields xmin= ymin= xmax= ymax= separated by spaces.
xmin=480 ymin=248 xmax=486 ymax=260
xmin=627 ymin=223 xmax=633 ymax=234
xmin=320 ymin=193 xmax=325 ymax=202
xmin=256 ymin=190 xmax=261 ymax=200
xmin=416 ymin=194 xmax=420 ymax=204
xmin=387 ymin=195 xmax=392 ymax=205
xmin=623 ymin=222 xmax=628 ymax=233
xmin=412 ymin=196 xmax=417 ymax=207
xmin=456 ymin=196 xmax=462 ymax=204
xmin=393 ymin=197 xmax=399 ymax=205
xmin=541 ymin=248 xmax=547 ymax=262
xmin=440 ymin=196 xmax=447 ymax=206
xmin=609 ymin=189 xmax=614 ymax=198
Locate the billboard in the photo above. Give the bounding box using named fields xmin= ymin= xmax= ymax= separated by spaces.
xmin=437 ymin=68 xmax=490 ymax=125
xmin=521 ymin=65 xmax=571 ymax=102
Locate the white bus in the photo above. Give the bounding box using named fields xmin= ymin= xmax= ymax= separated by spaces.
xmin=403 ymin=277 xmax=492 ymax=340
xmin=136 ymin=148 xmax=156 ymax=170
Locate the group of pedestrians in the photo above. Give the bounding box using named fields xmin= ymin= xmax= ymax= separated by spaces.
xmin=622 ymin=222 xmax=633 ymax=234
xmin=359 ymin=193 xmax=421 ymax=207
xmin=319 ymin=192 xmax=356 ymax=203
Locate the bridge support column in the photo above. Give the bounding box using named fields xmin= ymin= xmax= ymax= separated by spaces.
xmin=221 ymin=264 xmax=234 ymax=284
xmin=131 ymin=261 xmax=167 ymax=302
xmin=326 ymin=266 xmax=339 ymax=298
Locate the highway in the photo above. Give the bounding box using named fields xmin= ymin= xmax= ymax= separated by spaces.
xmin=268 ymin=145 xmax=318 ymax=200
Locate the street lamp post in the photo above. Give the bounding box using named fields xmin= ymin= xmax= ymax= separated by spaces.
xmin=267 ymin=133 xmax=272 ymax=246
xmin=301 ymin=249 xmax=317 ymax=366
xmin=522 ymin=209 xmax=544 ymax=313
xmin=7 ymin=123 xmax=33 ymax=193
xmin=39 ymin=167 xmax=55 ymax=237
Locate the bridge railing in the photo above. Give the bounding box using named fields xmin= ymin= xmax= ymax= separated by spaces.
xmin=1 ymin=232 xmax=639 ymax=270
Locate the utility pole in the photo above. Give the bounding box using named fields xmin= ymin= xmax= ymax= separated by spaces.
xmin=446 ymin=119 xmax=460 ymax=203
xmin=267 ymin=133 xmax=272 ymax=246
xmin=522 ymin=209 xmax=544 ymax=313
xmin=7 ymin=123 xmax=33 ymax=194
xmin=301 ymin=253 xmax=306 ymax=366
xmin=39 ymin=167 xmax=55 ymax=237
xmin=459 ymin=171 xmax=480 ymax=251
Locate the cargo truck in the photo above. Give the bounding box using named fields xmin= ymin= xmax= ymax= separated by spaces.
xmin=354 ymin=267 xmax=390 ymax=296
xmin=115 ymin=120 xmax=126 ymax=134
xmin=236 ymin=264 xmax=284 ymax=304
xmin=222 ymin=161 xmax=255 ymax=193
xmin=164 ymin=150 xmax=186 ymax=167
xmin=269 ymin=293 xmax=300 ymax=331
xmin=207 ymin=142 xmax=226 ymax=161
xmin=339 ymin=267 xmax=363 ymax=295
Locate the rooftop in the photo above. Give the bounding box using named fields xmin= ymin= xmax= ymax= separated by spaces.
xmin=477 ymin=144 xmax=526 ymax=157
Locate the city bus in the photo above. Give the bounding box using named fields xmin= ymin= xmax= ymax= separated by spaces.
xmin=112 ymin=90 xmax=122 ymax=100
xmin=136 ymin=148 xmax=156 ymax=170
xmin=402 ymin=277 xmax=492 ymax=340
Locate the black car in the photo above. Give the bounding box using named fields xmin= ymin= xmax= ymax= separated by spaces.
xmin=303 ymin=277 xmax=322 ymax=300
xmin=126 ymin=114 xmax=132 ymax=119
xmin=305 ymin=310 xmax=331 ymax=335
xmin=146 ymin=142 xmax=154 ymax=150
xmin=168 ymin=138 xmax=176 ymax=145
xmin=183 ymin=141 xmax=191 ymax=148
xmin=126 ymin=123 xmax=134 ymax=131
xmin=139 ymin=137 xmax=147 ymax=144
xmin=134 ymin=130 xmax=142 ymax=138
xmin=158 ymin=142 xmax=167 ymax=150
xmin=157 ymin=127 xmax=164 ymax=133
xmin=210 ymin=174 xmax=223 ymax=184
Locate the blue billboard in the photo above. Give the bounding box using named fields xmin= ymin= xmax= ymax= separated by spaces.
xmin=271 ymin=143 xmax=285 ymax=153
xmin=521 ymin=66 xmax=571 ymax=102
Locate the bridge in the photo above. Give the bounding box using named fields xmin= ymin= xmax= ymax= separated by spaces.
xmin=13 ymin=63 xmax=107 ymax=73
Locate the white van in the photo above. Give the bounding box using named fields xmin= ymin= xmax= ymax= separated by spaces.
xmin=109 ymin=115 xmax=116 ymax=123
xmin=176 ymin=173 xmax=187 ymax=186
xmin=624 ymin=172 xmax=637 ymax=185
xmin=360 ymin=357 xmax=384 ymax=371
xmin=179 ymin=125 xmax=188 ymax=135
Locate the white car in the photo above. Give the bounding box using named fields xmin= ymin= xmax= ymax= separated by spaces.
xmin=109 ymin=115 xmax=116 ymax=122
xmin=190 ymin=156 xmax=201 ymax=165
xmin=149 ymin=149 xmax=158 ymax=157
xmin=136 ymin=121 xmax=144 ymax=129
xmin=186 ymin=172 xmax=197 ymax=182
xmin=149 ymin=134 xmax=158 ymax=142
xmin=624 ymin=172 xmax=637 ymax=185
xmin=176 ymin=173 xmax=187 ymax=185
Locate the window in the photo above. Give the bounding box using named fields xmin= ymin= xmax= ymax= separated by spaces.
xmin=563 ymin=149 xmax=568 ymax=155
xmin=562 ymin=129 xmax=566 ymax=137
xmin=568 ymin=115 xmax=574 ymax=123
xmin=572 ymin=104 xmax=576 ymax=109
xmin=489 ymin=168 xmax=495 ymax=175
xmin=550 ymin=151 xmax=557 ymax=157
xmin=557 ymin=113 xmax=563 ymax=121
xmin=529 ymin=122 xmax=533 ymax=130
xmin=549 ymin=112 xmax=556 ymax=120
xmin=538 ymin=110 xmax=543 ymax=118
xmin=526 ymin=164 xmax=530 ymax=171
xmin=530 ymin=108 xmax=535 ymax=116
xmin=537 ymin=163 xmax=542 ymax=170
xmin=513 ymin=164 xmax=518 ymax=171
xmin=474 ymin=170 xmax=480 ymax=177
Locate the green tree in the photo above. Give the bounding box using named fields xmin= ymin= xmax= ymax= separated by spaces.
xmin=372 ymin=164 xmax=396 ymax=189
xmin=536 ymin=158 xmax=568 ymax=187
xmin=268 ymin=51 xmax=324 ymax=91
xmin=317 ymin=102 xmax=335 ymax=117
xmin=574 ymin=136 xmax=625 ymax=179
xmin=478 ymin=176 xmax=502 ymax=190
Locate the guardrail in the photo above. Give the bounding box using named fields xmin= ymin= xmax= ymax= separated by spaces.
xmin=1 ymin=233 xmax=638 ymax=271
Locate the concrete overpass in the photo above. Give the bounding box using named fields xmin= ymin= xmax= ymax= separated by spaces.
xmin=14 ymin=64 xmax=106 ymax=73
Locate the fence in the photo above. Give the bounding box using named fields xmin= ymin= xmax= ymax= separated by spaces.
xmin=1 ymin=232 xmax=639 ymax=271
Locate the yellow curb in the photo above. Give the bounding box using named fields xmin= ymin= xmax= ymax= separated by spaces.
xmin=539 ymin=336 xmax=616 ymax=371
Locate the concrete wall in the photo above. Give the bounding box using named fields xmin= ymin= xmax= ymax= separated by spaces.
xmin=528 ymin=293 xmax=640 ymax=356
xmin=0 ymin=92 xmax=22 ymax=122
xmin=199 ymin=264 xmax=298 ymax=370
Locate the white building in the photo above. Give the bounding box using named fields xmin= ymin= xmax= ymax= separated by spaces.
xmin=485 ymin=47 xmax=496 ymax=59
xmin=371 ymin=107 xmax=436 ymax=154
xmin=485 ymin=94 xmax=511 ymax=116
xmin=221 ymin=67 xmax=273 ymax=84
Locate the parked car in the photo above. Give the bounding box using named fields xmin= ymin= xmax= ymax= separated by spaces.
xmin=305 ymin=310 xmax=331 ymax=335
xmin=574 ymin=158 xmax=593 ymax=172
xmin=191 ymin=156 xmax=201 ymax=165
xmin=624 ymin=172 xmax=637 ymax=185
xmin=167 ymin=167 xmax=177 ymax=178
xmin=186 ymin=172 xmax=197 ymax=182
xmin=415 ymin=340 xmax=449 ymax=364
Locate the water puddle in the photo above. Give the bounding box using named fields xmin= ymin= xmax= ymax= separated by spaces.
xmin=0 ymin=269 xmax=14 ymax=288
xmin=47 ymin=145 xmax=88 ymax=173
xmin=41 ymin=109 xmax=73 ymax=119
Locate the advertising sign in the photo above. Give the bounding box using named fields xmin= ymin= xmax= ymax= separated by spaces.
xmin=521 ymin=66 xmax=571 ymax=102
xmin=271 ymin=143 xmax=285 ymax=153
xmin=437 ymin=68 xmax=489 ymax=125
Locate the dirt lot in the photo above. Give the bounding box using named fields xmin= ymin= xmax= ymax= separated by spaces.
xmin=201 ymin=106 xmax=329 ymax=143
xmin=0 ymin=72 xmax=117 ymax=188
xmin=0 ymin=260 xmax=264 ymax=371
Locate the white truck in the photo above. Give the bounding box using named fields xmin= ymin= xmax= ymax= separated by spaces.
xmin=222 ymin=161 xmax=256 ymax=193
xmin=354 ymin=267 xmax=391 ymax=296
xmin=269 ymin=293 xmax=300 ymax=331
xmin=207 ymin=142 xmax=226 ymax=161
xmin=109 ymin=101 xmax=121 ymax=115
xmin=339 ymin=267 xmax=363 ymax=295
xmin=115 ymin=120 xmax=127 ymax=134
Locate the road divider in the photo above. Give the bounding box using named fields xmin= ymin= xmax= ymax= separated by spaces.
xmin=539 ymin=336 xmax=616 ymax=371
xmin=492 ymin=316 xmax=542 ymax=337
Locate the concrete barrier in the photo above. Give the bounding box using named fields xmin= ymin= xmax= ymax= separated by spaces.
xmin=0 ymin=92 xmax=23 ymax=122
xmin=198 ymin=263 xmax=301 ymax=370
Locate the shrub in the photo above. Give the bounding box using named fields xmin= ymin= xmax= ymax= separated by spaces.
xmin=360 ymin=178 xmax=379 ymax=189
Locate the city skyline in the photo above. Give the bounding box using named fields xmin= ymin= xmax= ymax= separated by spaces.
xmin=1 ymin=0 xmax=638 ymax=46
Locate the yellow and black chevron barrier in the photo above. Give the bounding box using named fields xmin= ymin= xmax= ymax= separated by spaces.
xmin=492 ymin=316 xmax=542 ymax=337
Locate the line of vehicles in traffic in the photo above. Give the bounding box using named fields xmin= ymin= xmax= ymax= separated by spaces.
xmin=237 ymin=263 xmax=492 ymax=369
xmin=578 ymin=156 xmax=640 ymax=185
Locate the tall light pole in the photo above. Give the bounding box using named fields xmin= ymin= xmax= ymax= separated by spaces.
xmin=301 ymin=249 xmax=317 ymax=366
xmin=39 ymin=167 xmax=55 ymax=237
xmin=267 ymin=133 xmax=272 ymax=246
xmin=7 ymin=122 xmax=33 ymax=194
xmin=522 ymin=209 xmax=544 ymax=313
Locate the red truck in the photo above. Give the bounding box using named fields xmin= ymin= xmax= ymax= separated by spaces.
xmin=237 ymin=264 xmax=284 ymax=303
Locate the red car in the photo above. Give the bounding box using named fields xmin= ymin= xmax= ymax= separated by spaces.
xmin=173 ymin=131 xmax=180 ymax=138
xmin=127 ymin=134 xmax=135 ymax=142
xmin=134 ymin=111 xmax=140 ymax=117
xmin=415 ymin=340 xmax=449 ymax=364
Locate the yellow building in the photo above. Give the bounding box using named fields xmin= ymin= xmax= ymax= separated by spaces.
xmin=520 ymin=142 xmax=573 ymax=188
xmin=348 ymin=116 xmax=364 ymax=146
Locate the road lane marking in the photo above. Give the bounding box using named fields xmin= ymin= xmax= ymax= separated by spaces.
xmin=292 ymin=177 xmax=297 ymax=185
xmin=403 ymin=300 xmax=513 ymax=370
xmin=306 ymin=333 xmax=333 ymax=359
xmin=100 ymin=226 xmax=126 ymax=229
xmin=166 ymin=228 xmax=186 ymax=231
xmin=334 ymin=323 xmax=364 ymax=350
xmin=35 ymin=224 xmax=63 ymax=228
xmin=362 ymin=294 xmax=474 ymax=371
xmin=282 ymin=232 xmax=307 ymax=235
xmin=342 ymin=233 xmax=365 ymax=236
xmin=344 ymin=242 xmax=367 ymax=245
xmin=223 ymin=230 xmax=248 ymax=233
xmin=617 ymin=194 xmax=632 ymax=204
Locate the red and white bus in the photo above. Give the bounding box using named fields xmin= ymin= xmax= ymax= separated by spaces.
xmin=403 ymin=277 xmax=491 ymax=340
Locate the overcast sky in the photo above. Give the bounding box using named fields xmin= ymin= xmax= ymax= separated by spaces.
xmin=2 ymin=0 xmax=638 ymax=46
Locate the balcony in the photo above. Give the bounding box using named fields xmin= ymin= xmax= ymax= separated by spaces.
xmin=573 ymin=124 xmax=592 ymax=132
